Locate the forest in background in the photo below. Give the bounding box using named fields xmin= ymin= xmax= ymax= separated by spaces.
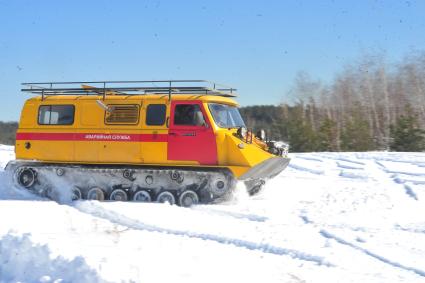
xmin=241 ymin=51 xmax=425 ymax=152
xmin=0 ymin=122 xmax=18 ymax=145
xmin=1 ymin=51 xmax=424 ymax=151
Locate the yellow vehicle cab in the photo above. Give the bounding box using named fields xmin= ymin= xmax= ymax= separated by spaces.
xmin=7 ymin=80 xmax=290 ymax=206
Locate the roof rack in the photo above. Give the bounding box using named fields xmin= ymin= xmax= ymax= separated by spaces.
xmin=21 ymin=80 xmax=237 ymax=100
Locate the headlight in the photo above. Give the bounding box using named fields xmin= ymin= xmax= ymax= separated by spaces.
xmin=256 ymin=129 xmax=266 ymax=141
xmin=237 ymin=127 xmax=247 ymax=138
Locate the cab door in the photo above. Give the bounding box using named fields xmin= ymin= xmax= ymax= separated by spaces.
xmin=168 ymin=101 xmax=217 ymax=165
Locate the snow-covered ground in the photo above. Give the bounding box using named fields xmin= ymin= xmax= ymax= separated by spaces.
xmin=1 ymin=145 xmax=425 ymax=283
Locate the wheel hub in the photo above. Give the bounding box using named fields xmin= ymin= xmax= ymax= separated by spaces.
xmin=178 ymin=190 xmax=199 ymax=207
xmin=17 ymin=168 xmax=36 ymax=188
xmin=87 ymin=187 xmax=105 ymax=201
xmin=110 ymin=189 xmax=128 ymax=201
xmin=156 ymin=191 xmax=176 ymax=205
xmin=133 ymin=190 xmax=151 ymax=202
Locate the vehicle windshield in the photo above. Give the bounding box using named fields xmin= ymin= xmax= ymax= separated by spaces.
xmin=208 ymin=103 xmax=246 ymax=128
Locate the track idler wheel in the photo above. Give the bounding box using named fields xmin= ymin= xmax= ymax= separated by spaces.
xmin=72 ymin=187 xmax=82 ymax=201
xmin=17 ymin=168 xmax=37 ymax=188
xmin=133 ymin=190 xmax=152 ymax=202
xmin=178 ymin=190 xmax=199 ymax=207
xmin=109 ymin=189 xmax=128 ymax=201
xmin=170 ymin=171 xmax=184 ymax=183
xmin=87 ymin=187 xmax=105 ymax=201
xmin=156 ymin=191 xmax=176 ymax=205
xmin=210 ymin=178 xmax=228 ymax=196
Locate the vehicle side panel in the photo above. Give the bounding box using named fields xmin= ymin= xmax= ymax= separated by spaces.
xmin=14 ymin=95 xmax=276 ymax=179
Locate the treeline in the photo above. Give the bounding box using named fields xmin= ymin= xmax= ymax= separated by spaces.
xmin=0 ymin=122 xmax=18 ymax=145
xmin=241 ymin=51 xmax=425 ymax=152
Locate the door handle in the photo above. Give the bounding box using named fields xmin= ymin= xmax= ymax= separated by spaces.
xmin=182 ymin=132 xmax=196 ymax=137
xmin=169 ymin=132 xmax=178 ymax=136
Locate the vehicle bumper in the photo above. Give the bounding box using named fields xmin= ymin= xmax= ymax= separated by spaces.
xmin=238 ymin=157 xmax=290 ymax=180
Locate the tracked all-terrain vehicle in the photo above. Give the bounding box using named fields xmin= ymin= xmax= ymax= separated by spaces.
xmin=6 ymin=80 xmax=290 ymax=206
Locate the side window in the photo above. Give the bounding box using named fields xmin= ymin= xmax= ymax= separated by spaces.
xmin=105 ymin=104 xmax=140 ymax=125
xmin=174 ymin=104 xmax=206 ymax=126
xmin=38 ymin=105 xmax=75 ymax=125
xmin=146 ymin=104 xmax=166 ymax=126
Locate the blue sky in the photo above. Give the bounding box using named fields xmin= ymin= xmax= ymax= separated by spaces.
xmin=0 ymin=0 xmax=424 ymax=121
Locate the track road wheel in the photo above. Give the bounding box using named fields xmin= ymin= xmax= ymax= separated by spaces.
xmin=87 ymin=187 xmax=105 ymax=201
xmin=178 ymin=190 xmax=199 ymax=207
xmin=17 ymin=168 xmax=37 ymax=188
xmin=133 ymin=190 xmax=151 ymax=202
xmin=110 ymin=189 xmax=128 ymax=201
xmin=156 ymin=191 xmax=176 ymax=205
xmin=72 ymin=187 xmax=82 ymax=201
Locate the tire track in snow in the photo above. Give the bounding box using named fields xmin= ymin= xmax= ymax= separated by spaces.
xmin=295 ymin=156 xmax=323 ymax=162
xmin=314 ymin=154 xmax=365 ymax=166
xmin=394 ymin=224 xmax=425 ymax=234
xmin=288 ymin=164 xmax=324 ymax=175
xmin=375 ymin=160 xmax=425 ymax=177
xmin=319 ymin=229 xmax=425 ymax=278
xmin=369 ymin=155 xmax=425 ymax=167
xmin=338 ymin=171 xmax=368 ymax=180
xmin=402 ymin=184 xmax=418 ymax=200
xmin=336 ymin=162 xmax=363 ymax=170
xmin=393 ymin=176 xmax=425 ymax=186
xmin=335 ymin=157 xmax=365 ymax=166
xmin=71 ymin=201 xmax=332 ymax=266
xmin=375 ymin=160 xmax=421 ymax=201
xmin=299 ymin=212 xmax=425 ymax=278
xmin=192 ymin=206 xmax=268 ymax=223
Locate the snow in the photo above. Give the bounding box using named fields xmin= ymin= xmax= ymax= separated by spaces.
xmin=1 ymin=145 xmax=425 ymax=282
xmin=0 ymin=145 xmax=14 ymax=171
xmin=0 ymin=233 xmax=103 ymax=283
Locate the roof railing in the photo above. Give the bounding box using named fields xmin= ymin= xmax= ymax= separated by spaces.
xmin=21 ymin=80 xmax=237 ymax=100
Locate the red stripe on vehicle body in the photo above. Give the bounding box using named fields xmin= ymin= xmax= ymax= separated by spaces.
xmin=16 ymin=132 xmax=168 ymax=142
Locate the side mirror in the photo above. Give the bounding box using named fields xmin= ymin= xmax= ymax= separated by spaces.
xmin=256 ymin=129 xmax=266 ymax=141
